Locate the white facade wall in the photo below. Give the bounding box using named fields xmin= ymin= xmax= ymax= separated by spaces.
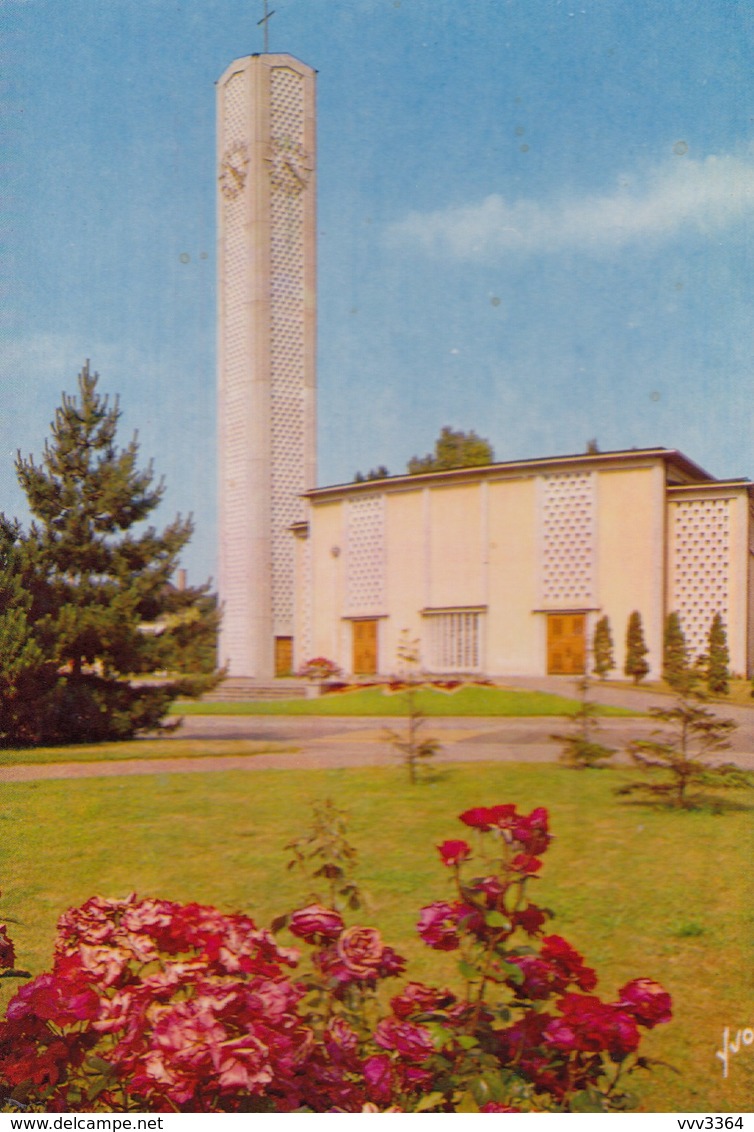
xmin=297 ymin=452 xmax=752 ymax=679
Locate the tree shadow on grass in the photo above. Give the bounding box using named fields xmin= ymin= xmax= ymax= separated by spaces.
xmin=616 ymin=793 xmax=754 ymax=815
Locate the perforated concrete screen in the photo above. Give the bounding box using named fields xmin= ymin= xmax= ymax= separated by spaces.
xmin=541 ymin=472 xmax=595 ymax=606
xmin=669 ymin=497 xmax=731 ymax=659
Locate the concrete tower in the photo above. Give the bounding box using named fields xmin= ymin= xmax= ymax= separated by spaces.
xmin=217 ymin=54 xmax=316 ymax=678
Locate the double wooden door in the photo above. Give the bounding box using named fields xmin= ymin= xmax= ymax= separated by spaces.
xmin=547 ymin=614 xmax=586 ymax=675
xmin=352 ymin=619 xmax=378 ymax=676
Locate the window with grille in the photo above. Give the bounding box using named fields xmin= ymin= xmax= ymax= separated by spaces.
xmin=424 ymin=611 xmax=483 ymax=671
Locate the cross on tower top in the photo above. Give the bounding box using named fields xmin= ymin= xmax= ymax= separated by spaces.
xmin=257 ymin=0 xmax=276 ymax=53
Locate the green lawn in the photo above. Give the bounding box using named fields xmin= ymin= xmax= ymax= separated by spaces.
xmin=173 ymin=684 xmax=637 ymax=717
xmin=0 ymin=739 xmax=294 ymax=767
xmin=2 ymin=761 xmax=751 ymax=1112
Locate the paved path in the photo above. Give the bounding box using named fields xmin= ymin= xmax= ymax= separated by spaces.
xmin=2 ymin=678 xmax=752 ymax=781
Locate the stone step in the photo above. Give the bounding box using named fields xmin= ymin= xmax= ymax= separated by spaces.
xmin=205 ymin=678 xmax=310 ymax=702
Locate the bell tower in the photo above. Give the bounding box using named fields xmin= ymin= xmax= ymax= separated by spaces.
xmin=217 ymin=54 xmax=316 ymax=677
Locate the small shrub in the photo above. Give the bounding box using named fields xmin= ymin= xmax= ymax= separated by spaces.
xmin=624 ymin=612 xmax=650 ymax=685
xmin=618 ymin=690 xmax=745 ymax=809
xmin=551 ymin=677 xmax=615 ymax=769
xmin=592 ymin=616 xmax=615 ymax=680
xmin=383 ymin=632 xmax=441 ymax=784
xmin=663 ymin=612 xmax=689 ymax=691
xmin=706 ymin=613 xmax=730 ymax=696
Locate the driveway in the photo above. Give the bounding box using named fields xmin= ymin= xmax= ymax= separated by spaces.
xmin=2 ymin=680 xmax=753 ymax=781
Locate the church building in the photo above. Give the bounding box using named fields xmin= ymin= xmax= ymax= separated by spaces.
xmin=216 ymin=53 xmax=754 ymax=683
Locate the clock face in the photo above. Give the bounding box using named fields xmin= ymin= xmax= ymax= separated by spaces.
xmin=268 ymin=137 xmax=311 ymax=196
xmin=219 ymin=143 xmax=249 ymax=201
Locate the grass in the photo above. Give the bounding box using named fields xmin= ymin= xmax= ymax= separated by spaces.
xmin=2 ymin=760 xmax=751 ymax=1112
xmin=0 ymin=739 xmax=294 ymax=767
xmin=604 ymin=676 xmax=754 ymax=709
xmin=172 ymin=684 xmax=637 ymax=717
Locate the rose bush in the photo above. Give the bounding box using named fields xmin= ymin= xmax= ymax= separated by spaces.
xmin=0 ymin=803 xmax=672 ymax=1112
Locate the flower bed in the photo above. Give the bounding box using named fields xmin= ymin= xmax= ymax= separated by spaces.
xmin=0 ymin=803 xmax=670 ymax=1113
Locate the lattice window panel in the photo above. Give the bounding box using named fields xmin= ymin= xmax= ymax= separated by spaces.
xmin=669 ymin=499 xmax=731 ymax=658
xmin=220 ymin=70 xmax=251 ymax=646
xmin=425 ymin=612 xmax=482 ymax=671
xmin=541 ymin=473 xmax=595 ymax=605
xmin=346 ymin=497 xmax=385 ymax=612
xmin=269 ymin=66 xmax=307 ymax=626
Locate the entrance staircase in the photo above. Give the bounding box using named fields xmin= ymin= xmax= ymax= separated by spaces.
xmin=205 ymin=677 xmax=310 ymax=702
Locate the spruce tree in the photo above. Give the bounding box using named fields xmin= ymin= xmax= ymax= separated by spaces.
xmin=624 ymin=611 xmax=650 ymax=685
xmin=2 ymin=363 xmax=218 ymax=745
xmin=706 ymin=612 xmax=730 ymax=695
xmin=592 ymin=615 xmax=615 ymax=680
xmin=0 ymin=517 xmax=56 ymax=745
xmin=663 ymin=611 xmax=689 ymax=690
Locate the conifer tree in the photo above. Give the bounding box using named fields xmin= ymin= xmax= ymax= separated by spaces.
xmin=1 ymin=363 xmax=219 ymax=745
xmin=663 ymin=611 xmax=689 ymax=691
xmin=0 ymin=518 xmax=56 ymax=745
xmin=706 ymin=612 xmax=730 ymax=696
xmin=624 ymin=611 xmax=649 ymax=685
xmin=592 ymin=615 xmax=615 ymax=680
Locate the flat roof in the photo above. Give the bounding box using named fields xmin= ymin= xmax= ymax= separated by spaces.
xmin=305 ymin=446 xmax=730 ymax=503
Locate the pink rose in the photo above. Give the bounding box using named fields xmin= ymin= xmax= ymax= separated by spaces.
xmin=374 ymin=1017 xmax=436 ymax=1062
xmin=416 ymin=901 xmax=461 ymax=950
xmin=391 ymin=981 xmax=455 ymax=1019
xmin=364 ymin=1053 xmax=394 ymax=1105
xmin=289 ymin=904 xmax=345 ymax=943
xmin=335 ymin=926 xmax=385 ymax=976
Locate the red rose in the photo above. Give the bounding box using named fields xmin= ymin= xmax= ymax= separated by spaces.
xmin=513 ymin=902 xmax=548 ymax=936
xmin=459 ymin=804 xmax=519 ymax=831
xmin=487 ymin=804 xmax=519 ymax=828
xmin=0 ymin=925 xmax=16 ymax=970
xmin=504 ymin=955 xmax=553 ymax=1000
xmin=510 ymin=853 xmax=543 ymax=875
xmin=541 ymin=935 xmax=597 ymax=992
xmin=545 ymin=993 xmax=640 ymax=1059
xmin=512 ymin=807 xmax=551 ymax=855
xmin=618 ymin=978 xmax=672 ymax=1028
xmin=289 ymin=904 xmax=345 ymax=943
xmin=466 ymin=875 xmax=506 ymax=907
xmin=437 ymin=839 xmax=472 ymax=867
xmin=459 ymin=806 xmax=495 ymax=830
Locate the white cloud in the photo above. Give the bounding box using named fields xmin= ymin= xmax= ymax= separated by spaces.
xmin=387 ymin=150 xmax=754 ymax=259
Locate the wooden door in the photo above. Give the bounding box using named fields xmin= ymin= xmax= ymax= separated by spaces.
xmin=547 ymin=614 xmax=586 ymax=675
xmin=275 ymin=636 xmax=293 ymax=677
xmin=352 ymin=620 xmax=378 ymax=676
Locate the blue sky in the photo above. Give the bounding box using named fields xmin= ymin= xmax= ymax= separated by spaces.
xmin=3 ymin=0 xmax=752 ymax=585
